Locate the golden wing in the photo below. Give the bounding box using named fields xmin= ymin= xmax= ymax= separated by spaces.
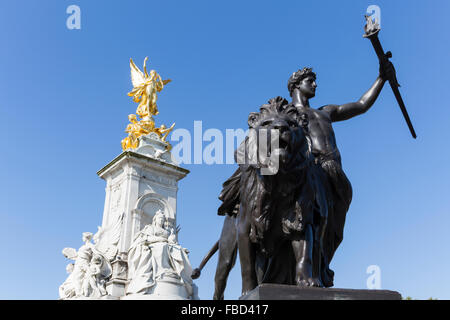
xmin=163 ymin=79 xmax=171 ymax=85
xmin=129 ymin=58 xmax=146 ymax=88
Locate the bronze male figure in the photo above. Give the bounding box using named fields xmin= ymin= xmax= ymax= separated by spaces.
xmin=287 ymin=63 xmax=392 ymax=286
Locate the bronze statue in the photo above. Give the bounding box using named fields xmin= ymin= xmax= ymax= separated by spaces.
xmin=193 ymin=98 xmax=327 ymax=297
xmin=193 ymin=15 xmax=411 ymax=299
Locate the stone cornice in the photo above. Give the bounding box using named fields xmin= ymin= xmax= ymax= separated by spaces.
xmin=97 ymin=151 xmax=190 ymax=180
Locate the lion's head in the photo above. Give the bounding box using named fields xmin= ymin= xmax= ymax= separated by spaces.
xmin=235 ymin=96 xmax=314 ymax=249
xmin=236 ymin=96 xmax=311 ymax=176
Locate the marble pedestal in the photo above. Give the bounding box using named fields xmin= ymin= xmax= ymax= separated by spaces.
xmin=122 ymin=277 xmax=192 ymax=300
xmin=59 ymin=133 xmax=197 ymax=300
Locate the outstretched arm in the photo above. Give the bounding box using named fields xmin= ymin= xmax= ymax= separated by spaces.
xmin=320 ymin=75 xmax=386 ymax=122
xmin=320 ymin=60 xmax=395 ymax=122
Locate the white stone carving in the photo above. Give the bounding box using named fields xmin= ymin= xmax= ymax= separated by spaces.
xmin=59 ymin=213 xmax=124 ymax=300
xmin=61 ymin=133 xmax=195 ymax=300
xmin=134 ymin=132 xmax=178 ymax=165
xmin=125 ymin=210 xmax=197 ymax=300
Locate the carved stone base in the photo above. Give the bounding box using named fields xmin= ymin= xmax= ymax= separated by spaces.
xmin=65 ymin=295 xmax=120 ymax=300
xmin=122 ymin=278 xmax=193 ymax=300
xmin=106 ymin=279 xmax=127 ymax=298
xmin=240 ymin=284 xmax=402 ymax=300
xmin=106 ymin=257 xmax=128 ymax=297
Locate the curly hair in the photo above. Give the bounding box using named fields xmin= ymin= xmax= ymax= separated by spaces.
xmin=287 ymin=67 xmax=316 ymax=96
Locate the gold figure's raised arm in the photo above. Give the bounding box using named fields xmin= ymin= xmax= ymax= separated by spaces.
xmin=143 ymin=57 xmax=149 ymax=78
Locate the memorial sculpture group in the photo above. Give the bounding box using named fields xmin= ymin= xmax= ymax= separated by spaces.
xmin=60 ymin=58 xmax=197 ymax=300
xmin=193 ymin=16 xmax=414 ymax=299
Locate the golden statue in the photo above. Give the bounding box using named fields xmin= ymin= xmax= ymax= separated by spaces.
xmin=122 ymin=57 xmax=175 ymax=152
xmin=154 ymin=123 xmax=176 ymax=143
xmin=128 ymin=57 xmax=171 ymax=122
xmin=154 ymin=123 xmax=176 ymax=151
xmin=121 ymin=114 xmax=149 ymax=150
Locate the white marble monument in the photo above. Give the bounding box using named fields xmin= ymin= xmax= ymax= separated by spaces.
xmin=60 ymin=57 xmax=198 ymax=300
xmin=60 ymin=133 xmax=198 ymax=300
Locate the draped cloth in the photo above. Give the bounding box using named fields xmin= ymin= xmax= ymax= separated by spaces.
xmin=126 ymin=225 xmax=194 ymax=296
xmin=319 ymin=159 xmax=353 ymax=287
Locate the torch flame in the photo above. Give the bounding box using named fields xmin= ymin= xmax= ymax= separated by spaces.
xmin=363 ymin=14 xmax=380 ymax=38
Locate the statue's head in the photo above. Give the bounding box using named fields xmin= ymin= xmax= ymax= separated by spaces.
xmin=287 ymin=67 xmax=317 ymax=99
xmin=82 ymin=232 xmax=93 ymax=242
xmin=91 ymin=254 xmax=103 ymax=266
xmin=240 ymin=97 xmax=311 ymax=175
xmin=153 ymin=210 xmax=166 ymax=227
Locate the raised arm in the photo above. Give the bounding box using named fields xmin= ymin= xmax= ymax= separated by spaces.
xmin=320 ymin=75 xmax=386 ymax=122
xmin=320 ymin=60 xmax=396 ymax=122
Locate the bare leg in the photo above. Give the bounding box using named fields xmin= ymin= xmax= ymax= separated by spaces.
xmin=311 ymin=215 xmax=327 ymax=287
xmin=237 ymin=214 xmax=257 ymax=295
xmin=213 ymin=215 xmax=238 ymax=300
xmin=292 ymin=224 xmax=314 ymax=286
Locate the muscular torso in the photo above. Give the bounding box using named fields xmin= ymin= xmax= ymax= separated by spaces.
xmin=296 ymin=106 xmax=340 ymax=161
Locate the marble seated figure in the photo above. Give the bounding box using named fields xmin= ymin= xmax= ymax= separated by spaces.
xmin=126 ymin=210 xmax=194 ymax=297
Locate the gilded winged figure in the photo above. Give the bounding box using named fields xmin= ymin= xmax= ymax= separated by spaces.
xmin=121 ymin=57 xmax=175 ymax=152
xmin=128 ymin=57 xmax=171 ymax=120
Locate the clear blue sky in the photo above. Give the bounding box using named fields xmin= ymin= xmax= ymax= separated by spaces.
xmin=1 ymin=0 xmax=449 ymax=300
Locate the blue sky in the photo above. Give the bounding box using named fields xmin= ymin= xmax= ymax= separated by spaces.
xmin=1 ymin=0 xmax=450 ymax=299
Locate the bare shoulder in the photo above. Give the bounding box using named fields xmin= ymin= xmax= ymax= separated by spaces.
xmin=296 ymin=105 xmax=332 ymax=122
xmin=318 ymin=104 xmax=342 ymax=122
xmin=308 ymin=105 xmax=333 ymax=120
xmin=318 ymin=104 xmax=339 ymax=114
